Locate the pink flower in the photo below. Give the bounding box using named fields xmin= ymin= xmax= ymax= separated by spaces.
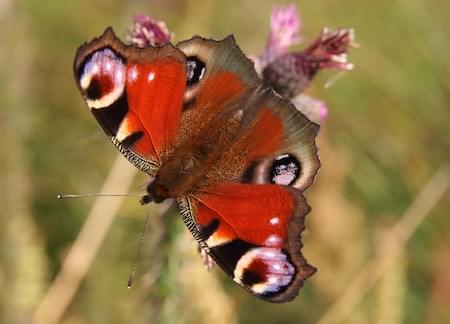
xmin=127 ymin=6 xmax=355 ymax=124
xmin=291 ymin=95 xmax=328 ymax=124
xmin=262 ymin=27 xmax=356 ymax=98
xmin=302 ymin=27 xmax=355 ymax=71
xmin=255 ymin=5 xmax=356 ymax=122
xmin=128 ymin=14 xmax=172 ymax=47
xmin=261 ymin=4 xmax=302 ymax=66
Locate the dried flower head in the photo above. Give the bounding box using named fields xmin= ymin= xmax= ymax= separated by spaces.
xmin=128 ymin=14 xmax=172 ymax=47
xmin=254 ymin=5 xmax=356 ymax=122
xmin=302 ymin=27 xmax=356 ymax=71
xmin=262 ymin=27 xmax=356 ymax=99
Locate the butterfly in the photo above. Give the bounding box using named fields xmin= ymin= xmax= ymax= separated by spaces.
xmin=73 ymin=27 xmax=320 ymax=303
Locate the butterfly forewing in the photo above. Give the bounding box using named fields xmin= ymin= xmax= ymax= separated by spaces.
xmin=74 ymin=28 xmax=187 ymax=174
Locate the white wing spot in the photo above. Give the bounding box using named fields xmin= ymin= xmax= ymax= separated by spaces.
xmin=148 ymin=72 xmax=155 ymax=81
xmin=91 ymin=64 xmax=99 ymax=74
xmin=268 ymin=276 xmax=279 ymax=284
xmin=264 ymin=251 xmax=276 ymax=258
xmin=129 ymin=66 xmax=138 ymax=82
xmin=270 ymin=217 xmax=280 ymax=225
xmin=266 ymin=235 xmax=282 ymax=246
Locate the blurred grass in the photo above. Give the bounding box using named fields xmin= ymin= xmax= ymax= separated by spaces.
xmin=1 ymin=0 xmax=449 ymax=323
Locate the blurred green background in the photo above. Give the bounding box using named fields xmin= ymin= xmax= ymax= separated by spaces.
xmin=1 ymin=0 xmax=449 ymax=323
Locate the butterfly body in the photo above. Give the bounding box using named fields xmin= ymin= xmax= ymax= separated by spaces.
xmin=149 ymin=99 xmax=245 ymax=201
xmin=74 ymin=28 xmax=320 ymax=302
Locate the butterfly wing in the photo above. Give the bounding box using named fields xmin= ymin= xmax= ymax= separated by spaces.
xmin=174 ymin=35 xmax=319 ymax=190
xmin=179 ymin=183 xmax=315 ymax=302
xmin=174 ymin=37 xmax=320 ymax=302
xmin=73 ymin=28 xmax=187 ymax=175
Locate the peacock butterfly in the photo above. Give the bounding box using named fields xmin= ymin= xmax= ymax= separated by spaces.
xmin=73 ymin=27 xmax=320 ymax=303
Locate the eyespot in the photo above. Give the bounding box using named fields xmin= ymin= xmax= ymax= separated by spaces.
xmin=270 ymin=153 xmax=301 ymax=186
xmin=78 ymin=48 xmax=126 ymax=109
xmin=234 ymin=247 xmax=295 ymax=296
xmin=186 ymin=56 xmax=206 ymax=86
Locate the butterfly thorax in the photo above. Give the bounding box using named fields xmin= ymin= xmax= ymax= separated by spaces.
xmin=145 ymin=107 xmax=246 ymax=203
xmin=146 ymin=149 xmax=220 ymax=203
xmin=146 ymin=150 xmax=205 ymax=203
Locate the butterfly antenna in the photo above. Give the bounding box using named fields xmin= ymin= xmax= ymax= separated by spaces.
xmin=127 ymin=212 xmax=151 ymax=288
xmin=57 ymin=193 xmax=144 ymax=199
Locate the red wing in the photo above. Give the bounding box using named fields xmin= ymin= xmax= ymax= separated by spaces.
xmin=223 ymin=89 xmax=320 ymax=191
xmin=176 ymin=36 xmax=320 ymax=192
xmin=173 ymin=36 xmax=260 ymax=144
xmin=74 ymin=28 xmax=186 ymax=175
xmin=178 ymin=183 xmax=315 ymax=302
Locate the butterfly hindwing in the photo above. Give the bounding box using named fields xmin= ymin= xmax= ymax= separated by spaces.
xmin=74 ymin=28 xmax=187 ymax=175
xmin=178 ymin=183 xmax=315 ymax=302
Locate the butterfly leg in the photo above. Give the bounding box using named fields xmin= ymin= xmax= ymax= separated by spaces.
xmin=198 ymin=244 xmax=216 ymax=270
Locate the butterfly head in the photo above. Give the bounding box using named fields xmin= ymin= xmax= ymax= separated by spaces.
xmin=138 ymin=180 xmax=168 ymax=204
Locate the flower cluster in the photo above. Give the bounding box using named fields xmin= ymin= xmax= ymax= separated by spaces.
xmin=128 ymin=14 xmax=172 ymax=47
xmin=256 ymin=5 xmax=356 ymax=123
xmin=129 ymin=5 xmax=355 ymax=124
xmin=260 ymin=4 xmax=302 ymax=67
